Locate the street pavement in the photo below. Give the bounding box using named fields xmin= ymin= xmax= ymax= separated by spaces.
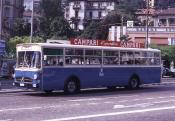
xmin=0 ymin=78 xmax=29 ymax=93
xmin=1 ymin=78 xmax=175 ymax=121
xmin=0 ymin=77 xmax=175 ymax=93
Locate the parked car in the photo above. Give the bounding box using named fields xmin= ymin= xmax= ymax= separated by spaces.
xmin=162 ymin=68 xmax=175 ymax=77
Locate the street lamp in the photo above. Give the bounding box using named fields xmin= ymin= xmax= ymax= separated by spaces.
xmin=30 ymin=0 xmax=34 ymax=43
xmin=145 ymin=0 xmax=149 ymax=48
xmin=0 ymin=0 xmax=3 ymax=40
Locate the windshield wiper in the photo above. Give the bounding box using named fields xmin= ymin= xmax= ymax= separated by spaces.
xmin=23 ymin=51 xmax=29 ymax=68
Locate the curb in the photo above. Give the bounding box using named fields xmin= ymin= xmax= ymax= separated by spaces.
xmin=0 ymin=88 xmax=32 ymax=93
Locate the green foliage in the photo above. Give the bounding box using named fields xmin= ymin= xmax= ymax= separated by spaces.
xmin=50 ymin=17 xmax=73 ymax=39
xmin=80 ymin=0 xmax=146 ymax=40
xmin=116 ymin=0 xmax=145 ymax=16
xmin=80 ymin=21 xmax=100 ymax=39
xmin=159 ymin=46 xmax=175 ymax=61
xmin=39 ymin=0 xmax=74 ymax=40
xmin=155 ymin=0 xmax=175 ymax=9
xmin=95 ymin=12 xmax=121 ymax=40
xmin=12 ymin=18 xmax=31 ymax=37
xmin=120 ymin=35 xmax=131 ymax=42
xmin=7 ymin=36 xmax=44 ymax=57
xmin=151 ymin=44 xmax=175 ymax=61
xmin=80 ymin=12 xmax=122 ymax=40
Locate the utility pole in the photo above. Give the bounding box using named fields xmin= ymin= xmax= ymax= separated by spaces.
xmin=0 ymin=0 xmax=3 ymax=40
xmin=30 ymin=0 xmax=34 ymax=43
xmin=145 ymin=0 xmax=149 ymax=48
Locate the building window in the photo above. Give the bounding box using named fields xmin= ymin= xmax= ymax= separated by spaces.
xmin=98 ymin=2 xmax=102 ymax=8
xmin=4 ymin=7 xmax=10 ymax=17
xmin=98 ymin=11 xmax=102 ymax=18
xmin=75 ymin=1 xmax=80 ymax=5
xmin=89 ymin=12 xmax=92 ymax=19
xmin=75 ymin=11 xmax=79 ymax=18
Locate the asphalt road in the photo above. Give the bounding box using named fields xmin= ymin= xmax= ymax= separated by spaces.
xmin=0 ymin=78 xmax=175 ymax=121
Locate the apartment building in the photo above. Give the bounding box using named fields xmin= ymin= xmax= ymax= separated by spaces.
xmin=65 ymin=0 xmax=117 ymax=30
xmin=0 ymin=0 xmax=24 ymax=40
xmin=145 ymin=0 xmax=175 ymax=8
xmin=23 ymin=0 xmax=41 ymax=23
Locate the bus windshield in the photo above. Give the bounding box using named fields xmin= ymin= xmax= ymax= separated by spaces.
xmin=17 ymin=51 xmax=41 ymax=68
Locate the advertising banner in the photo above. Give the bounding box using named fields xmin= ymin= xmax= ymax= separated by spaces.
xmin=70 ymin=38 xmax=145 ymax=48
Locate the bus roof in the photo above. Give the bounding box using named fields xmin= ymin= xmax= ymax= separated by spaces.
xmin=17 ymin=43 xmax=160 ymax=52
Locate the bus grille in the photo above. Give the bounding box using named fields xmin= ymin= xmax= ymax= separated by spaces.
xmin=16 ymin=77 xmax=33 ymax=83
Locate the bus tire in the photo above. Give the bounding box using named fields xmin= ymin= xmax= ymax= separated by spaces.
xmin=64 ymin=77 xmax=80 ymax=94
xmin=128 ymin=76 xmax=140 ymax=89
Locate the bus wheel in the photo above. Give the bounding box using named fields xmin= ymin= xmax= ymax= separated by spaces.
xmin=128 ymin=77 xmax=140 ymax=89
xmin=64 ymin=78 xmax=79 ymax=94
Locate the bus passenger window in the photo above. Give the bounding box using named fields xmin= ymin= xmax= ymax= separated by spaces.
xmin=58 ymin=57 xmax=63 ymax=66
xmin=113 ymin=57 xmax=119 ymax=64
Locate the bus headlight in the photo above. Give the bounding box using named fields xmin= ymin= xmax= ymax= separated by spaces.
xmin=33 ymin=74 xmax=38 ymax=80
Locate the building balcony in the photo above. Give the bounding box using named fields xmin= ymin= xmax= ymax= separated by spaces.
xmin=73 ymin=4 xmax=81 ymax=9
xmin=86 ymin=5 xmax=106 ymax=10
xmin=70 ymin=17 xmax=81 ymax=23
xmin=84 ymin=16 xmax=104 ymax=21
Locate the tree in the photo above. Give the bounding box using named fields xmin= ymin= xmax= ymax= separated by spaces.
xmin=50 ymin=17 xmax=74 ymax=39
xmin=80 ymin=11 xmax=122 ymax=40
xmin=38 ymin=0 xmax=74 ymax=40
xmin=115 ymin=0 xmax=146 ymax=18
xmin=160 ymin=46 xmax=175 ymax=61
xmin=7 ymin=36 xmax=43 ymax=57
xmin=79 ymin=21 xmax=100 ymax=39
xmin=75 ymin=0 xmax=146 ymax=40
xmin=155 ymin=0 xmax=175 ymax=9
xmin=12 ymin=19 xmax=31 ymax=37
xmin=120 ymin=35 xmax=131 ymax=42
xmin=95 ymin=12 xmax=121 ymax=40
xmin=150 ymin=44 xmax=175 ymax=68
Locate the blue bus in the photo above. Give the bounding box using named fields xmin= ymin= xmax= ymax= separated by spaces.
xmin=13 ymin=43 xmax=161 ymax=93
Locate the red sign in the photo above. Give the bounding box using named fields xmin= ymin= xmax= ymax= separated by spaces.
xmin=70 ymin=38 xmax=145 ymax=48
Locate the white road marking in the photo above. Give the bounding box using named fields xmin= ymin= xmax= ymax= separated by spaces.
xmin=0 ymin=107 xmax=41 ymax=112
xmin=68 ymin=95 xmax=138 ymax=102
xmin=133 ymin=99 xmax=141 ymax=101
xmin=0 ymin=119 xmax=12 ymax=121
xmin=113 ymin=103 xmax=153 ymax=109
xmin=113 ymin=105 xmax=125 ymax=108
xmin=118 ymin=100 xmax=128 ymax=103
xmin=104 ymin=101 xmax=113 ymax=104
xmin=43 ymin=106 xmax=175 ymax=121
xmin=70 ymin=104 xmax=80 ymax=106
xmin=158 ymin=97 xmax=165 ymax=99
xmin=146 ymin=98 xmax=154 ymax=100
xmin=113 ymin=100 xmax=175 ymax=109
xmin=87 ymin=103 xmax=99 ymax=105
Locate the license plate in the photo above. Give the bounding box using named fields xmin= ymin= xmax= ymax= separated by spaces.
xmin=33 ymin=84 xmax=37 ymax=87
xmin=20 ymin=83 xmax=24 ymax=86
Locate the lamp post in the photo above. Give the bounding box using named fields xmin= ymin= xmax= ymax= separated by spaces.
xmin=145 ymin=0 xmax=149 ymax=48
xmin=30 ymin=0 xmax=34 ymax=43
xmin=0 ymin=0 xmax=3 ymax=40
